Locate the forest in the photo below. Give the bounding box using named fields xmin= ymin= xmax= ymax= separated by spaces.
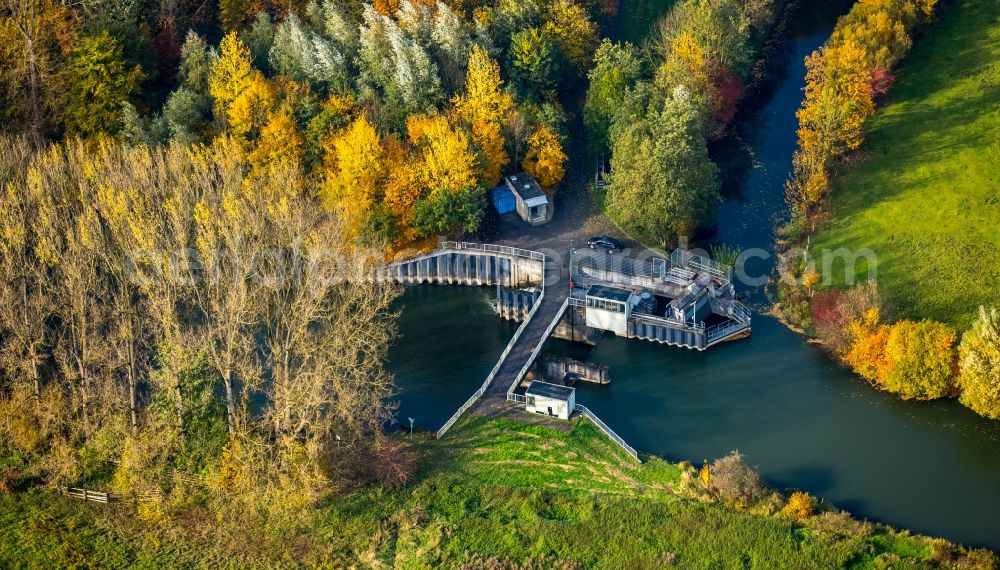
xmin=0 ymin=0 xmax=619 ymax=531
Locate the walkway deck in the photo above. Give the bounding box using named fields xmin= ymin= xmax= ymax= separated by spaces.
xmin=476 ymin=281 xmax=569 ymax=413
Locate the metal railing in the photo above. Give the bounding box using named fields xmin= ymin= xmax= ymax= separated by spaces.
xmin=506 ymin=298 xmax=570 ymax=400
xmin=441 ymin=241 xmax=545 ymax=261
xmin=436 ymin=248 xmax=547 ymax=439
xmin=573 ymin=250 xmax=668 ymax=279
xmin=706 ymin=319 xmax=751 ymax=342
xmin=632 ymin=312 xmax=705 ymax=332
xmin=574 ymin=404 xmax=640 ymax=462
xmin=710 ymin=299 xmax=752 ymax=323
xmin=671 ymin=249 xmax=732 ymax=279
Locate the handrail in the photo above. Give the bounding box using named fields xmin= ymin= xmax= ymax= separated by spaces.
xmin=707 ymin=320 xmax=750 ymax=341
xmin=632 ymin=312 xmax=706 ymax=332
xmin=436 ymin=248 xmax=547 ymax=438
xmin=506 ymin=297 xmax=569 ymax=399
xmin=574 ymin=404 xmax=640 ymax=462
xmin=440 ymin=241 xmax=545 ymax=261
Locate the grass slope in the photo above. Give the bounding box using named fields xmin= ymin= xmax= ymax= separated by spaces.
xmin=1 ymin=416 xmax=976 ymax=569
xmin=810 ymin=0 xmax=1000 ymax=330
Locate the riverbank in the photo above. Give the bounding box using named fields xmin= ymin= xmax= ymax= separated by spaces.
xmin=2 ymin=415 xmax=994 ymax=568
xmin=808 ymin=0 xmax=1000 ymax=331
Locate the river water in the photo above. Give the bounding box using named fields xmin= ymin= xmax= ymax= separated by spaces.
xmin=388 ymin=3 xmax=1000 ymax=551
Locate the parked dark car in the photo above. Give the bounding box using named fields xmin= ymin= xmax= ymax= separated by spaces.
xmin=587 ymin=235 xmax=622 ymax=253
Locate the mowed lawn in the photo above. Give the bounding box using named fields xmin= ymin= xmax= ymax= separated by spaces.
xmin=811 ymin=0 xmax=1000 ymax=330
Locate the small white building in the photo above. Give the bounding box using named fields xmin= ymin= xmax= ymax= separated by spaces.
xmin=525 ymin=381 xmax=576 ymax=420
xmin=505 ymin=173 xmax=552 ymax=225
xmin=584 ymin=285 xmax=636 ymax=336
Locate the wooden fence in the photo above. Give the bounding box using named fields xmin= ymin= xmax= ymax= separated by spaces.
xmin=65 ymin=487 xmax=110 ymax=504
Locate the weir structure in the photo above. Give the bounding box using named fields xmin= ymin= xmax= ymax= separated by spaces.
xmin=381 ymin=241 xmax=750 ymax=461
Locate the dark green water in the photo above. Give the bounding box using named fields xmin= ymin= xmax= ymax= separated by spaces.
xmin=388 ymin=3 xmax=1000 ymax=551
xmin=386 ymin=285 xmax=517 ymax=431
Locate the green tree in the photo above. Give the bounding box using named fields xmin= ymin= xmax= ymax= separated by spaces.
xmin=605 ymin=85 xmax=720 ymax=245
xmin=958 ymin=307 xmax=1000 ymax=418
xmin=584 ymin=40 xmax=642 ymax=149
xmin=412 ymin=186 xmax=483 ymax=238
xmin=510 ymin=27 xmax=556 ymax=97
xmin=63 ymin=31 xmax=144 ymax=138
xmin=881 ymin=319 xmax=957 ymax=400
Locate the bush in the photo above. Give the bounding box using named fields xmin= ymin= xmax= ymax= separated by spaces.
xmin=881 ymin=320 xmax=957 ymax=400
xmin=958 ymin=306 xmax=1000 ymax=419
xmin=0 ymin=467 xmax=22 ymax=493
xmin=803 ymin=510 xmax=871 ymax=537
xmin=782 ymin=491 xmax=817 ymax=520
xmin=372 ymin=438 xmax=417 ymax=490
xmin=706 ymin=451 xmax=767 ymax=508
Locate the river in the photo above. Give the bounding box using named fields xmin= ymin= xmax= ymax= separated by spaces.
xmin=388 ymin=2 xmax=1000 ymax=551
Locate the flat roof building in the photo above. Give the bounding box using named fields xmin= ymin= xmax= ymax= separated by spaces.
xmin=505 ymin=173 xmax=552 ymax=225
xmin=525 ymin=381 xmax=576 ymax=420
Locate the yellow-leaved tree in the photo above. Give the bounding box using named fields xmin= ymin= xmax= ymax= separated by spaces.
xmin=455 ymin=46 xmax=513 ymax=186
xmin=320 ymin=114 xmax=386 ymax=238
xmin=249 ymin=105 xmax=305 ymax=175
xmin=522 ymin=125 xmax=567 ymax=191
xmin=407 ymin=113 xmax=478 ymax=195
xmin=209 ymin=31 xmax=275 ymax=145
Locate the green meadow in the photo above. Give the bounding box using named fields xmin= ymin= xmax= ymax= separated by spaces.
xmin=1 ymin=416 xmax=984 ymax=568
xmin=810 ymin=0 xmax=1000 ymax=330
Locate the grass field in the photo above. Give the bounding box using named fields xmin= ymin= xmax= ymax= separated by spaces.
xmin=810 ymin=0 xmax=1000 ymax=330
xmin=2 ymin=415 xmax=987 ymax=568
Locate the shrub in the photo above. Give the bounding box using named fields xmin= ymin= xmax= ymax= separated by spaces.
xmin=0 ymin=467 xmax=22 ymax=493
xmin=881 ymin=320 xmax=957 ymax=400
xmin=812 ymin=289 xmax=846 ymax=348
xmin=706 ymin=451 xmax=767 ymax=508
xmin=803 ymin=510 xmax=872 ymax=537
xmin=372 ymin=438 xmax=417 ymax=490
xmin=842 ymin=307 xmax=890 ymax=383
xmin=782 ymin=491 xmax=817 ymax=520
xmin=957 ymin=306 xmax=1000 ymax=419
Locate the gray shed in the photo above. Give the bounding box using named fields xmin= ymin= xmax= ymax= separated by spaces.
xmin=505 ymin=173 xmax=552 ymax=225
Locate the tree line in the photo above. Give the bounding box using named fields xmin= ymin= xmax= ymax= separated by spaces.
xmin=0 ymin=0 xmax=609 ymax=253
xmin=0 ymin=135 xmax=405 ymax=523
xmin=784 ymin=0 xmax=938 ymax=234
xmin=775 ymin=0 xmax=1000 ymax=420
xmin=584 ymin=0 xmax=777 ymax=246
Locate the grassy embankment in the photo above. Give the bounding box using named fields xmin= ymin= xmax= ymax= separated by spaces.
xmin=809 ymin=0 xmax=1000 ymax=330
xmin=1 ymin=416 xmax=987 ymax=568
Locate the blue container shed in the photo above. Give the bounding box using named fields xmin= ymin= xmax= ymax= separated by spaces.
xmin=491 ymin=185 xmax=517 ymax=215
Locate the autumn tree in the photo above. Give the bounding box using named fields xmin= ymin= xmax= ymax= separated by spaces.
xmin=320 ymin=114 xmax=387 ymax=240
xmin=880 ymin=320 xmax=957 ymax=400
xmin=454 ymin=45 xmax=513 ymax=186
xmin=209 ymin=31 xmax=276 ymax=144
xmin=842 ymin=307 xmax=890 ymax=383
xmin=958 ymin=307 xmax=1000 ymax=419
xmin=542 ymin=0 xmax=598 ymax=73
xmin=63 ymin=31 xmax=144 ymax=138
xmin=0 ymin=0 xmax=77 ymax=141
xmin=408 ymin=113 xmax=483 ymax=237
xmin=522 ymin=124 xmax=566 ymax=191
